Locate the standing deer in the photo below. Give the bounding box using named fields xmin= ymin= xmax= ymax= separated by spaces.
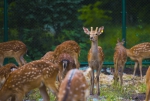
xmin=113 ymin=39 xmax=127 ymax=85
xmin=145 ymin=66 xmax=150 ymax=101
xmin=0 ymin=40 xmax=27 ymax=67
xmin=0 ymin=63 xmax=18 ymax=88
xmin=83 ymin=26 xmax=104 ymax=95
xmin=0 ymin=60 xmax=59 ymax=101
xmin=126 ymin=42 xmax=150 ymax=80
xmin=53 ymin=40 xmax=80 ymax=69
xmin=58 ymin=69 xmax=89 ymax=101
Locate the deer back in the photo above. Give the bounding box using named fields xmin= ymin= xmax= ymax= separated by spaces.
xmin=41 ymin=51 xmax=55 ymax=63
xmin=127 ymin=42 xmax=150 ymax=60
xmin=0 ymin=40 xmax=27 ymax=57
xmin=58 ymin=69 xmax=89 ymax=101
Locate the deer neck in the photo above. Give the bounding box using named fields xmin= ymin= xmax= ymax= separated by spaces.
xmin=126 ymin=49 xmax=131 ymax=57
xmin=91 ymin=41 xmax=98 ymax=57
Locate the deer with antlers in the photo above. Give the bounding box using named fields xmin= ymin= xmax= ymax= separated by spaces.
xmin=113 ymin=39 xmax=127 ymax=85
xmin=145 ymin=66 xmax=150 ymax=101
xmin=0 ymin=60 xmax=59 ymax=101
xmin=58 ymin=69 xmax=89 ymax=101
xmin=53 ymin=40 xmax=80 ymax=69
xmin=126 ymin=42 xmax=150 ymax=80
xmin=83 ymin=26 xmax=104 ymax=95
xmin=0 ymin=63 xmax=18 ymax=88
xmin=0 ymin=40 xmax=27 ymax=67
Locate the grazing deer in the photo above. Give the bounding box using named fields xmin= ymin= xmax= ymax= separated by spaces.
xmin=58 ymin=69 xmax=89 ymax=101
xmin=57 ymin=53 xmax=76 ymax=83
xmin=0 ymin=40 xmax=27 ymax=67
xmin=83 ymin=26 xmax=104 ymax=95
xmin=53 ymin=40 xmax=80 ymax=69
xmin=0 ymin=60 xmax=59 ymax=101
xmin=0 ymin=63 xmax=18 ymax=88
xmin=126 ymin=42 xmax=150 ymax=80
xmin=145 ymin=66 xmax=150 ymax=101
xmin=113 ymin=39 xmax=127 ymax=85
xmin=41 ymin=51 xmax=55 ymax=63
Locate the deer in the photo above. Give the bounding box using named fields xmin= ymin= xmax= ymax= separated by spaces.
xmin=57 ymin=53 xmax=76 ymax=84
xmin=58 ymin=69 xmax=89 ymax=101
xmin=145 ymin=66 xmax=150 ymax=101
xmin=53 ymin=40 xmax=80 ymax=69
xmin=41 ymin=51 xmax=55 ymax=63
xmin=126 ymin=42 xmax=150 ymax=80
xmin=0 ymin=40 xmax=27 ymax=67
xmin=0 ymin=60 xmax=59 ymax=101
xmin=83 ymin=26 xmax=104 ymax=95
xmin=0 ymin=63 xmax=18 ymax=88
xmin=113 ymin=39 xmax=127 ymax=85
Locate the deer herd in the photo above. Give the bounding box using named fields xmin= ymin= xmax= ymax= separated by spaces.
xmin=0 ymin=26 xmax=150 ymax=101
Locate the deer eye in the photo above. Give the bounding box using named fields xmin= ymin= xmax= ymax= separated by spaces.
xmin=95 ymin=33 xmax=98 ymax=35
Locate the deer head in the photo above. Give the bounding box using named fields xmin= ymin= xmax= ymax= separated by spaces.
xmin=83 ymin=26 xmax=104 ymax=42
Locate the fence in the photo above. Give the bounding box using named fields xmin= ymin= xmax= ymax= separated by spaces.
xmin=1 ymin=0 xmax=150 ymax=66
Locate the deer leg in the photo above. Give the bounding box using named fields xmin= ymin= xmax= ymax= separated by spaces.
xmin=39 ymin=85 xmax=50 ymax=101
xmin=90 ymin=69 xmax=94 ymax=95
xmin=20 ymin=55 xmax=26 ymax=65
xmin=146 ymin=86 xmax=150 ymax=101
xmin=46 ymin=83 xmax=58 ymax=100
xmin=119 ymin=66 xmax=124 ymax=86
xmin=14 ymin=56 xmax=22 ymax=66
xmin=138 ymin=59 xmax=143 ymax=80
xmin=14 ymin=93 xmax=24 ymax=101
xmin=133 ymin=61 xmax=138 ymax=79
xmin=96 ymin=63 xmax=102 ymax=95
xmin=0 ymin=54 xmax=4 ymax=67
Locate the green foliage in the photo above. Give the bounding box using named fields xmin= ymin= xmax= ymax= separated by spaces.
xmin=78 ymin=1 xmax=112 ymax=27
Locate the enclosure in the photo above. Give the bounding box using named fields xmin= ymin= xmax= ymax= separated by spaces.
xmin=0 ymin=0 xmax=150 ymax=100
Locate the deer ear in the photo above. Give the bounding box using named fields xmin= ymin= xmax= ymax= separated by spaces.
xmin=83 ymin=27 xmax=90 ymax=35
xmin=97 ymin=26 xmax=104 ymax=35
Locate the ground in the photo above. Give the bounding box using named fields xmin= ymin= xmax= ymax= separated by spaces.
xmin=85 ymin=66 xmax=149 ymax=101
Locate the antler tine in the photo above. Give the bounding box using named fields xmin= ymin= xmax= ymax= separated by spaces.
xmin=91 ymin=27 xmax=93 ymax=31
xmin=95 ymin=27 xmax=98 ymax=32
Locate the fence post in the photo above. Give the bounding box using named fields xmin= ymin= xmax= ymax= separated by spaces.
xmin=122 ymin=0 xmax=126 ymax=47
xmin=4 ymin=0 xmax=8 ymax=64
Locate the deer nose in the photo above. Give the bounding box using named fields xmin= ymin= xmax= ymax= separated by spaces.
xmin=90 ymin=37 xmax=93 ymax=40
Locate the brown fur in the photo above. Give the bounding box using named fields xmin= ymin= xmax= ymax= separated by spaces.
xmin=83 ymin=26 xmax=104 ymax=95
xmin=145 ymin=66 xmax=150 ymax=101
xmin=0 ymin=63 xmax=18 ymax=88
xmin=0 ymin=60 xmax=59 ymax=101
xmin=113 ymin=39 xmax=127 ymax=85
xmin=57 ymin=53 xmax=76 ymax=83
xmin=126 ymin=42 xmax=150 ymax=80
xmin=0 ymin=40 xmax=27 ymax=67
xmin=58 ymin=69 xmax=89 ymax=101
xmin=53 ymin=40 xmax=80 ymax=68
xmin=41 ymin=51 xmax=55 ymax=63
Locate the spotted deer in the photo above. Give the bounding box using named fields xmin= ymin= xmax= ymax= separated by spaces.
xmin=41 ymin=51 xmax=55 ymax=63
xmin=145 ymin=66 xmax=150 ymax=101
xmin=57 ymin=53 xmax=76 ymax=84
xmin=83 ymin=26 xmax=104 ymax=95
xmin=0 ymin=63 xmax=18 ymax=88
xmin=126 ymin=42 xmax=150 ymax=80
xmin=53 ymin=40 xmax=80 ymax=69
xmin=58 ymin=69 xmax=89 ymax=101
xmin=0 ymin=40 xmax=27 ymax=67
xmin=113 ymin=39 xmax=127 ymax=85
xmin=0 ymin=60 xmax=59 ymax=101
